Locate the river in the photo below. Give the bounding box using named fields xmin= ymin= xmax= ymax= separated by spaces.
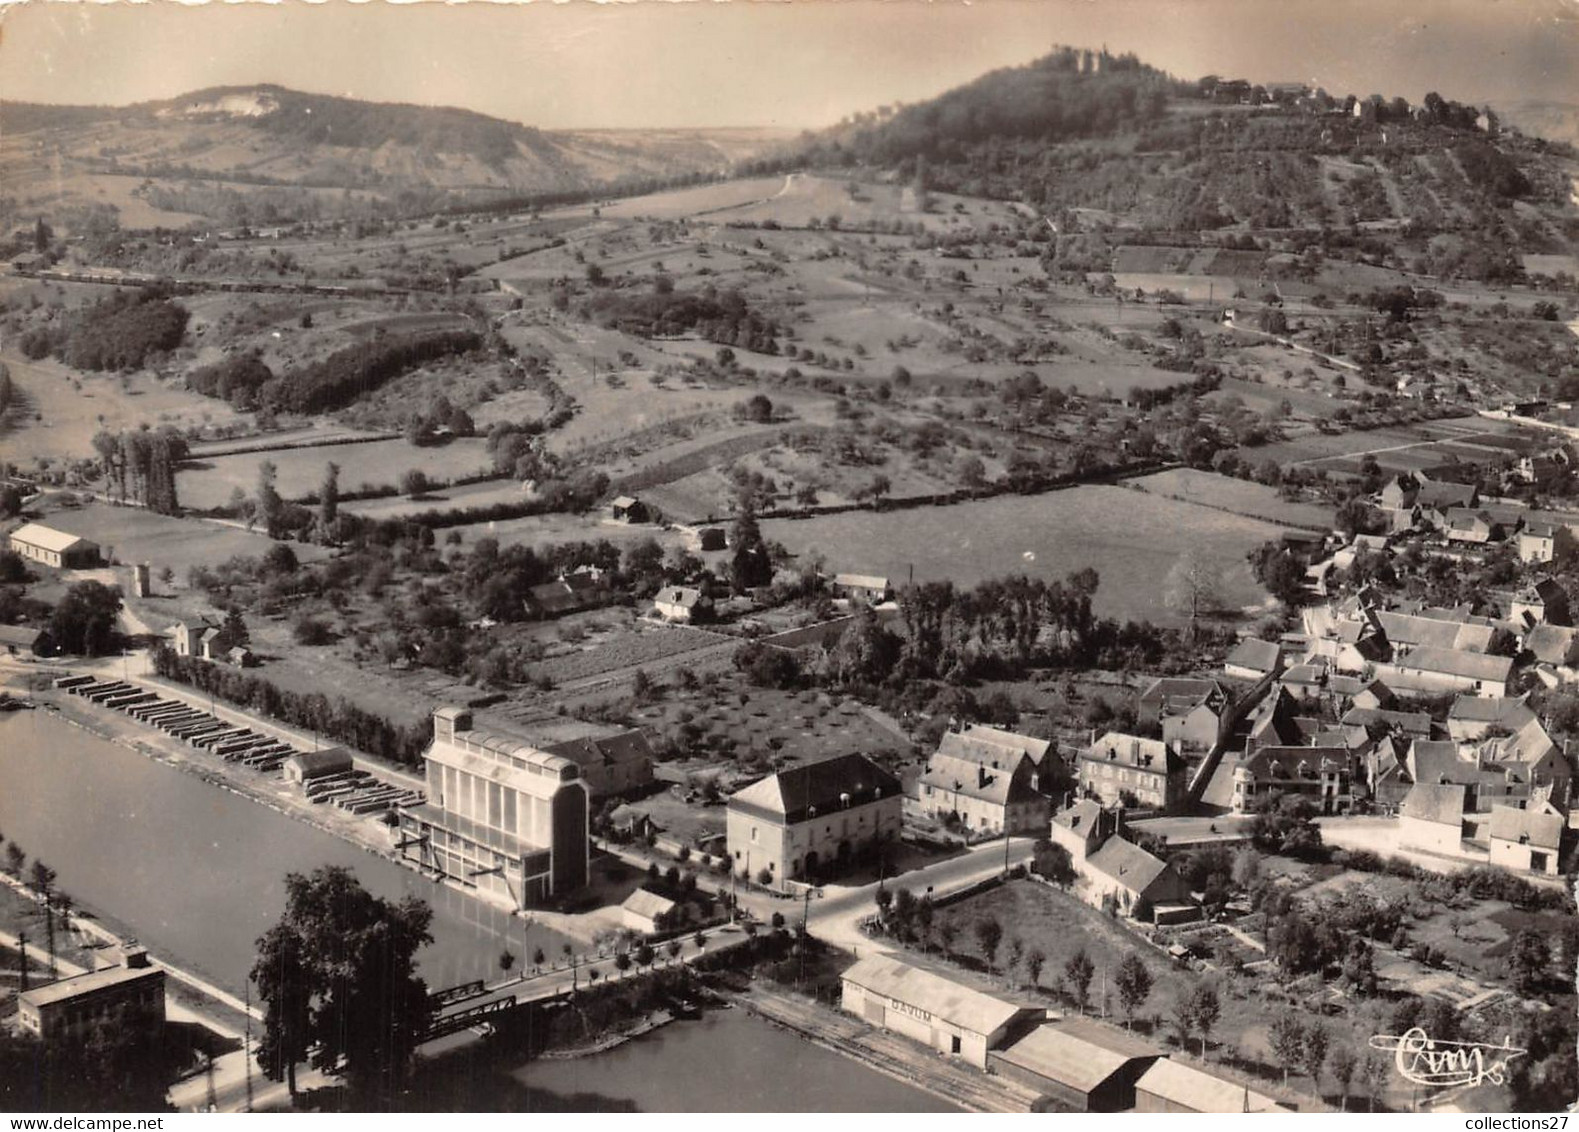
xmin=0 ymin=708 xmax=953 ymax=1111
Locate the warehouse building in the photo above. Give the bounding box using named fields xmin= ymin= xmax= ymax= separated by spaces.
xmin=7 ymin=523 xmax=100 ymax=569
xmin=17 ymin=951 xmax=165 ymax=1045
xmin=840 ymin=955 xmax=1039 ymax=1069
xmin=990 ymin=1017 xmax=1164 ymax=1111
xmin=1133 ymin=1058 xmax=1290 ymax=1113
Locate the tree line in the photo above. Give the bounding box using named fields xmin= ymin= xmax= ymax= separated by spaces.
xmin=151 ymin=644 xmax=431 ymax=766
xmin=92 ymin=425 xmax=188 ymax=514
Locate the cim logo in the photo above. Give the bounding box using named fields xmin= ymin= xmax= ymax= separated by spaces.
xmin=889 ymin=998 xmax=934 ymax=1023
xmin=1368 ymin=1028 xmax=1527 ymax=1089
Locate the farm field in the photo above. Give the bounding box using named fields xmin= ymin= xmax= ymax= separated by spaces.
xmin=0 ymin=351 xmax=247 ymax=466
xmin=763 ymin=486 xmax=1288 ymax=625
xmin=1129 ymin=469 xmax=1334 ymax=530
xmin=178 ymin=437 xmax=494 ymax=509
xmin=527 ymin=620 xmax=724 ymax=686
xmin=1249 ymin=416 xmax=1543 ymax=475
xmin=33 ymin=501 xmax=332 ymax=579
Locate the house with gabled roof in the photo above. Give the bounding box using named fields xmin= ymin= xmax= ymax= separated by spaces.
xmin=1447 ymin=694 xmax=1538 ymax=742
xmin=1138 ymin=677 xmax=1229 ymax=752
xmin=1518 ymin=522 xmax=1558 ymax=565
xmin=651 ymin=585 xmax=712 ymax=623
xmin=1224 ymin=638 xmax=1282 ymax=681
xmin=546 ymin=729 xmax=655 ymax=800
xmin=1487 ymin=803 xmax=1565 ymax=876
xmin=1228 ymin=745 xmax=1355 ymax=814
xmin=1377 ymin=646 xmax=1512 ymax=698
xmin=1443 ymin=508 xmax=1503 ymax=545
xmin=1523 ymin=623 xmax=1577 ymax=669
xmin=727 ymin=753 xmax=901 ymax=885
xmin=1510 ymin=578 xmax=1571 ymax=629
xmin=919 ymin=724 xmax=1052 ymax=835
xmin=830 ymin=573 xmax=894 ymax=605
xmin=1049 ymin=799 xmax=1115 ymax=863
xmin=1399 ymin=781 xmax=1474 ymax=857
xmin=1078 ymin=732 xmax=1187 ymax=812
xmin=1083 ymin=835 xmax=1191 ymax=919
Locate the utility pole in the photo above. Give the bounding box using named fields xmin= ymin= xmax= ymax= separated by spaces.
xmin=1003 ymin=828 xmax=1012 ymax=876
xmin=16 ymin=929 xmax=27 ymax=991
xmin=244 ymin=982 xmax=255 ymax=1113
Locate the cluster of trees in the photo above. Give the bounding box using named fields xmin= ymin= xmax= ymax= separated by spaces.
xmin=46 ymin=580 xmax=123 ymax=656
xmin=0 ymin=1005 xmax=173 ymax=1111
xmin=20 ymin=289 xmax=189 ymax=372
xmin=151 ymin=644 xmax=431 ymax=766
xmin=253 ymin=330 xmax=481 ymax=414
xmin=92 ymin=425 xmax=188 ymax=514
xmin=404 ymin=393 xmax=476 ymax=446
xmin=185 ymin=352 xmax=275 ymax=407
xmin=253 ymin=867 xmax=433 ymax=1103
xmin=0 ymin=364 xmax=13 ymax=419
xmin=579 ymin=284 xmax=780 ymax=355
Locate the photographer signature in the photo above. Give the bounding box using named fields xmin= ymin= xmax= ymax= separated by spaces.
xmin=1368 ymin=1028 xmax=1527 ymax=1088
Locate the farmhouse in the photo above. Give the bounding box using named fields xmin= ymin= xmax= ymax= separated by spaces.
xmin=17 ymin=952 xmax=165 ymax=1045
xmin=609 ymin=496 xmax=649 ymax=523
xmin=652 ymin=586 xmax=712 ymax=623
xmin=526 ymin=572 xmax=610 ymax=619
xmin=170 ymin=620 xmax=226 ymax=660
xmin=7 ymin=523 xmax=100 ymax=569
xmin=545 ymin=730 xmax=655 ymax=799
xmin=1079 ymin=732 xmax=1188 ymax=811
xmin=830 ymin=573 xmax=894 ymax=605
xmin=990 ymin=1018 xmax=1164 ymax=1112
xmin=839 ymin=955 xmax=1039 ymax=1069
xmin=397 ymin=707 xmax=589 ymax=908
xmin=1446 ymin=694 xmax=1537 ymax=742
xmin=726 ymin=753 xmax=901 ymax=884
xmin=1132 ymin=1059 xmax=1289 ymax=1113
xmin=919 ymin=726 xmax=1049 ymax=835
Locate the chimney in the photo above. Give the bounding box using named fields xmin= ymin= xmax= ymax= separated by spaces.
xmin=121 ymin=945 xmax=150 ymax=969
xmin=434 ymin=706 xmax=473 ymax=743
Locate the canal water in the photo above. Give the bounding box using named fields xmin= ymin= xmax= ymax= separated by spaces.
xmin=0 ymin=709 xmax=954 ymax=1111
xmin=0 ymin=709 xmax=571 ymax=993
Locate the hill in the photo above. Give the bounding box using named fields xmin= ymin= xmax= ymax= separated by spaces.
xmin=750 ymin=48 xmax=1579 ymax=285
xmin=0 ymin=85 xmax=791 ymax=229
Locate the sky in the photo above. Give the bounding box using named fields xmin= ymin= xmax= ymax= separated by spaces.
xmin=1 ymin=0 xmax=1576 ymax=131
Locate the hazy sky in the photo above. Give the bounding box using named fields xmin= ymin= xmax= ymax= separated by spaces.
xmin=1 ymin=0 xmax=1576 ymax=130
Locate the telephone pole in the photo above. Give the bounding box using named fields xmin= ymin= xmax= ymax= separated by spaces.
xmin=244 ymin=982 xmax=255 ymax=1113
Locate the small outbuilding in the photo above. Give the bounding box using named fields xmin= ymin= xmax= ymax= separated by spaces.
xmin=620 ymin=888 xmax=677 ymax=934
xmin=283 ymin=746 xmax=354 ymax=785
xmin=609 ymin=496 xmax=648 ymax=524
xmin=0 ymin=624 xmax=41 ymax=656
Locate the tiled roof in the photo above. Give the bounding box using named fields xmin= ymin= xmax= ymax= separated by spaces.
xmin=843 ymin=955 xmax=1028 ymax=1036
xmin=1402 ymin=781 xmax=1471 ymax=825
xmin=730 ymin=754 xmax=900 ymax=824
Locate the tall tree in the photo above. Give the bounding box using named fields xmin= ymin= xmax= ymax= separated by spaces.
xmin=1113 ymin=954 xmax=1152 ymax=1030
xmin=1064 ymin=949 xmax=1095 ymax=1014
xmin=251 ymin=867 xmax=433 ymax=1106
xmin=1163 ymin=550 xmax=1222 ymax=637
xmin=320 ymin=462 xmax=341 ymax=529
xmin=47 ymin=581 xmax=122 ymax=656
xmin=256 ymin=460 xmax=283 ymax=537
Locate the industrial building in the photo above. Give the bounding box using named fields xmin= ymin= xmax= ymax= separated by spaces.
xmin=17 ymin=951 xmax=165 ymax=1045
xmin=397 ymin=706 xmax=589 ymax=908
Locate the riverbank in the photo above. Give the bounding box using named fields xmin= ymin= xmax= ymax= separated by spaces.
xmin=725 ymin=982 xmax=1036 ymax=1113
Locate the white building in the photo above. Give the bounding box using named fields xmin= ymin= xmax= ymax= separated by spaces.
xmin=8 ymin=523 xmax=99 ymax=569
xmin=726 ymin=753 xmax=900 ymax=884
